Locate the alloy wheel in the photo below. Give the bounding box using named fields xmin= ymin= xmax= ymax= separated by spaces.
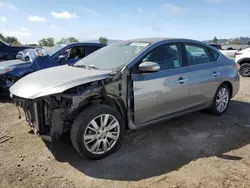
xmin=240 ymin=64 xmax=250 ymax=77
xmin=83 ymin=114 xmax=120 ymax=155
xmin=216 ymin=87 xmax=229 ymax=112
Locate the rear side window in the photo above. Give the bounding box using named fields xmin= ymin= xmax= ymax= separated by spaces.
xmin=209 ymin=49 xmax=220 ymax=61
xmin=184 ymin=44 xmax=211 ymax=66
xmin=85 ymin=46 xmax=102 ymax=56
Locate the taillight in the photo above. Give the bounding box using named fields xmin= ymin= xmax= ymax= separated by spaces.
xmin=234 ymin=52 xmax=242 ymax=58
xmin=233 ymin=63 xmax=240 ymax=72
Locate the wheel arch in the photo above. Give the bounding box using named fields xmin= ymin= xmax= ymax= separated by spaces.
xmin=70 ymin=94 xmax=128 ymax=128
xmin=221 ymin=81 xmax=233 ymax=98
xmin=238 ymin=58 xmax=250 ymax=65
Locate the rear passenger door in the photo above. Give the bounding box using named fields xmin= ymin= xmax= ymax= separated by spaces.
xmin=182 ymin=43 xmax=222 ymax=107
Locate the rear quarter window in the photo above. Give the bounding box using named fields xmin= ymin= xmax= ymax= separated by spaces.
xmin=209 ymin=49 xmax=220 ymax=61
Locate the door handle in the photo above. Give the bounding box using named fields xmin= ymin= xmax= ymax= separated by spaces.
xmin=212 ymin=72 xmax=220 ymax=77
xmin=176 ymin=77 xmax=188 ymax=84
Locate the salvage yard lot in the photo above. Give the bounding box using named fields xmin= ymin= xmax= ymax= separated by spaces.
xmin=0 ymin=78 xmax=250 ymax=188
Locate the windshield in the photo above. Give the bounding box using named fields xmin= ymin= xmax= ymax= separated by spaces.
xmin=46 ymin=44 xmax=66 ymax=56
xmin=74 ymin=42 xmax=150 ymax=69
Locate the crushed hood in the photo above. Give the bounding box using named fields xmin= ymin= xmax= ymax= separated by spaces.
xmin=0 ymin=59 xmax=28 ymax=69
xmin=10 ymin=65 xmax=112 ymax=99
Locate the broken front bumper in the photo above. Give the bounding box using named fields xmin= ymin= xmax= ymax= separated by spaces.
xmin=14 ymin=97 xmax=48 ymax=135
xmin=13 ymin=96 xmax=69 ymax=141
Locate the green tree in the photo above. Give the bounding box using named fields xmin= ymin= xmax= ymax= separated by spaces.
xmin=5 ymin=36 xmax=20 ymax=45
xmin=38 ymin=37 xmax=55 ymax=47
xmin=47 ymin=37 xmax=55 ymax=47
xmin=57 ymin=37 xmax=79 ymax=44
xmin=212 ymin=36 xmax=218 ymax=44
xmin=57 ymin=38 xmax=68 ymax=44
xmin=67 ymin=37 xmax=79 ymax=43
xmin=38 ymin=38 xmax=48 ymax=46
xmin=98 ymin=37 xmax=108 ymax=45
xmin=0 ymin=33 xmax=6 ymax=41
xmin=0 ymin=33 xmax=21 ymax=45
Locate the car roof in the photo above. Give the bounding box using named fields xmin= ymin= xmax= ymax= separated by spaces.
xmin=60 ymin=42 xmax=105 ymax=47
xmin=117 ymin=37 xmax=209 ymax=46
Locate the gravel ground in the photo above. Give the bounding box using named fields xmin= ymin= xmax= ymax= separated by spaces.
xmin=0 ymin=77 xmax=250 ymax=188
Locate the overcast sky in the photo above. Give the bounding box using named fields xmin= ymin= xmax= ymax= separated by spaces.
xmin=0 ymin=0 xmax=249 ymax=44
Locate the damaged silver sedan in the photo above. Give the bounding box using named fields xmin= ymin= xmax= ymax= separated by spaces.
xmin=9 ymin=38 xmax=240 ymax=159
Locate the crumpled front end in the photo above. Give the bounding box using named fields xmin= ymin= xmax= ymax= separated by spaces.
xmin=13 ymin=95 xmax=73 ymax=140
xmin=11 ymin=81 xmax=108 ymax=141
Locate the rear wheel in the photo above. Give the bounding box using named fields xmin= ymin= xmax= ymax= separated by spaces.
xmin=70 ymin=104 xmax=125 ymax=159
xmin=239 ymin=62 xmax=250 ymax=77
xmin=208 ymin=84 xmax=231 ymax=115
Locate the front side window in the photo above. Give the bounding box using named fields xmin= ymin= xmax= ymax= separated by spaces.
xmin=184 ymin=44 xmax=211 ymax=65
xmin=67 ymin=47 xmax=85 ymax=59
xmin=141 ymin=43 xmax=182 ymax=71
xmin=54 ymin=46 xmax=85 ymax=60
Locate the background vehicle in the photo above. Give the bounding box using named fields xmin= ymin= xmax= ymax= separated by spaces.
xmin=209 ymin=43 xmax=222 ymax=50
xmin=209 ymin=43 xmax=238 ymax=59
xmin=235 ymin=47 xmax=250 ymax=77
xmin=10 ymin=38 xmax=240 ymax=159
xmin=0 ymin=42 xmax=104 ymax=94
xmin=0 ymin=40 xmax=36 ymax=61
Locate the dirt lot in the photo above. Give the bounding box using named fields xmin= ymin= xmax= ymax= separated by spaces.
xmin=0 ymin=78 xmax=250 ymax=188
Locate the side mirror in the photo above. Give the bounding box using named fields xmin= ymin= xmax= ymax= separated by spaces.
xmin=138 ymin=61 xmax=160 ymax=73
xmin=58 ymin=55 xmax=66 ymax=61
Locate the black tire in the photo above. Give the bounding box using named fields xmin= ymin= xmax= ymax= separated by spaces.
xmin=208 ymin=84 xmax=231 ymax=116
xmin=70 ymin=104 xmax=125 ymax=160
xmin=239 ymin=63 xmax=250 ymax=77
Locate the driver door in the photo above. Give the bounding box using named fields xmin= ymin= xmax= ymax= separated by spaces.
xmin=131 ymin=43 xmax=191 ymax=126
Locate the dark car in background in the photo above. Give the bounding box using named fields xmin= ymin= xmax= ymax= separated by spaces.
xmin=209 ymin=43 xmax=222 ymax=50
xmin=0 ymin=42 xmax=105 ymax=94
xmin=0 ymin=40 xmax=36 ymax=61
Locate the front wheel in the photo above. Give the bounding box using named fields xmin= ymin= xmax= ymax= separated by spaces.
xmin=208 ymin=84 xmax=231 ymax=115
xmin=70 ymin=104 xmax=125 ymax=159
xmin=239 ymin=63 xmax=250 ymax=77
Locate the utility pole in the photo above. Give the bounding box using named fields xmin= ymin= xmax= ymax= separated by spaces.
xmin=5 ymin=22 xmax=10 ymax=37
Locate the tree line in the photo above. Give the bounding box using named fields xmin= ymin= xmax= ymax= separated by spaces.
xmin=0 ymin=33 xmax=108 ymax=46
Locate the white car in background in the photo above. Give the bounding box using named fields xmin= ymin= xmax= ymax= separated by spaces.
xmin=209 ymin=43 xmax=238 ymax=59
xmin=235 ymin=47 xmax=250 ymax=77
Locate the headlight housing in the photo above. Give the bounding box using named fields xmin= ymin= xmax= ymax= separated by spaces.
xmin=0 ymin=66 xmax=16 ymax=74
